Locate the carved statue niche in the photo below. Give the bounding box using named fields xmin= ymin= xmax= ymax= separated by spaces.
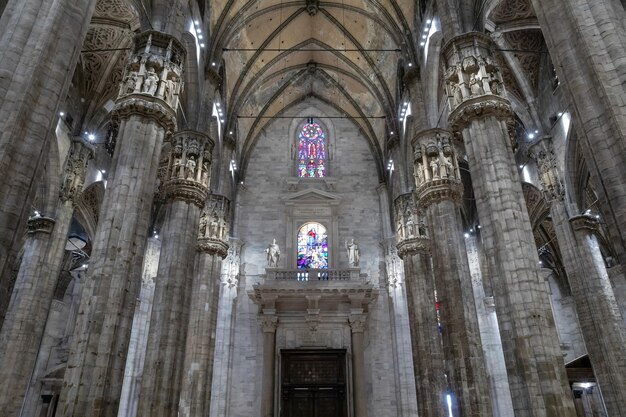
xmin=172 ymin=140 xmax=184 ymax=178
xmin=469 ymin=74 xmax=485 ymax=96
xmin=425 ymin=141 xmax=440 ymax=180
xmin=142 ymin=66 xmax=160 ymax=95
xmin=414 ymin=147 xmax=425 ymax=185
xmin=462 ymin=56 xmax=478 ymax=74
xmin=445 ymin=66 xmax=463 ymax=108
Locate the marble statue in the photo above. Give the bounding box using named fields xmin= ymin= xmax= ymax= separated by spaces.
xmin=345 ymin=239 xmax=360 ymax=267
xmin=266 ymin=239 xmax=280 ymax=267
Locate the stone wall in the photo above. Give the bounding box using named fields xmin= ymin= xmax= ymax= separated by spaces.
xmin=229 ymin=99 xmax=399 ymax=416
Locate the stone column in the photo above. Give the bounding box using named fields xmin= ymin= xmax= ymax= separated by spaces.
xmin=394 ymin=193 xmax=446 ymax=417
xmin=59 ymin=32 xmax=185 ymax=417
xmin=414 ymin=128 xmax=492 ymax=416
xmin=443 ymin=33 xmax=576 ymax=417
xmin=529 ymin=136 xmax=626 ymax=416
xmin=349 ymin=313 xmax=367 ymax=417
xmin=0 ymin=0 xmax=96 ymax=321
xmin=530 ymin=0 xmax=626 ymax=264
xmin=568 ymin=215 xmax=626 ymax=414
xmin=210 ymin=239 xmax=242 ymax=417
xmin=137 ymin=130 xmax=213 ymax=417
xmin=0 ymin=139 xmax=92 ymax=417
xmin=117 ymin=236 xmax=161 ymax=417
xmin=179 ymin=194 xmax=230 ymax=417
xmin=382 ymin=238 xmax=419 ymax=417
xmin=260 ymin=314 xmax=278 ymax=417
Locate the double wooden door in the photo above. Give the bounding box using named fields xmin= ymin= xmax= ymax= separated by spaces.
xmin=280 ymin=349 xmax=347 ymax=417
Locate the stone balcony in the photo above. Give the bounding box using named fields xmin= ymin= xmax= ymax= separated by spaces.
xmin=265 ymin=268 xmax=364 ymax=282
xmin=249 ymin=268 xmax=378 ymax=314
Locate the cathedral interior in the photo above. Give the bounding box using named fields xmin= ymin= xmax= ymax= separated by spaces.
xmin=0 ymin=0 xmax=625 ymax=416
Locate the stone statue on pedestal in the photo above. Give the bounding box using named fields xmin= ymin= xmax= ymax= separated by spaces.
xmin=266 ymin=239 xmax=280 ymax=267
xmin=345 ymin=239 xmax=360 ymax=267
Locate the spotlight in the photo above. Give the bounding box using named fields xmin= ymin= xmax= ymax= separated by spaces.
xmin=88 ymin=133 xmax=96 ymax=141
xmin=59 ymin=111 xmax=65 ymax=117
xmin=420 ymin=42 xmax=425 ymax=47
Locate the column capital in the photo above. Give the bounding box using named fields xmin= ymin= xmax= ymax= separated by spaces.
xmin=349 ymin=314 xmax=367 ymax=333
xmin=27 ymin=216 xmax=55 ymax=235
xmin=440 ymin=32 xmax=512 ymax=130
xmin=394 ymin=193 xmax=431 ymax=257
xmin=60 ymin=138 xmax=94 ymax=204
xmin=412 ymin=128 xmax=464 ymax=206
xmin=160 ymin=130 xmax=214 ymax=207
xmin=528 ymin=136 xmax=565 ymax=202
xmin=260 ymin=315 xmax=279 ymax=333
xmin=197 ymin=194 xmax=231 ymax=258
xmin=569 ymin=214 xmax=600 ymax=233
xmin=113 ymin=31 xmax=187 ymax=133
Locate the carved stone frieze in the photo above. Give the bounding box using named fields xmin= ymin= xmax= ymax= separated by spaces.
xmin=412 ymin=129 xmax=464 ymax=206
xmin=442 ymin=32 xmax=507 ymax=114
xmin=60 ymin=139 xmax=94 ymax=203
xmin=160 ymin=131 xmax=214 ymax=207
xmin=394 ymin=193 xmax=431 ymax=257
xmin=528 ymin=136 xmax=565 ymax=202
xmin=113 ymin=31 xmax=186 ymax=131
xmin=27 ymin=216 xmax=56 ymax=235
xmin=198 ymin=194 xmax=231 ymax=258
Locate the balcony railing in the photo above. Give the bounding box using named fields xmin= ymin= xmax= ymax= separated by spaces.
xmin=265 ymin=268 xmax=362 ymax=282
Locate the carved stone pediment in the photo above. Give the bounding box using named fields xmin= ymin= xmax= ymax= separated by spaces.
xmin=283 ymin=187 xmax=342 ymax=205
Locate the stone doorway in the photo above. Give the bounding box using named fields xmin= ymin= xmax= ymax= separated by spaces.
xmin=280 ymin=349 xmax=348 ymax=417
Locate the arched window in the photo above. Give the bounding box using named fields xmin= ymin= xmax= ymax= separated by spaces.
xmin=297 ymin=222 xmax=328 ymax=269
xmin=297 ymin=118 xmax=326 ymax=178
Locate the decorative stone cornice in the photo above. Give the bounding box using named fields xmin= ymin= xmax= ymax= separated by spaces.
xmin=448 ymin=95 xmax=513 ymax=132
xmin=348 ymin=314 xmax=367 ymax=333
xmin=397 ymin=237 xmax=431 ymax=258
xmin=569 ymin=214 xmax=600 ymax=234
xmin=528 ymin=136 xmax=565 ymax=202
xmin=60 ymin=139 xmax=94 ymax=203
xmin=162 ymin=179 xmax=208 ymax=207
xmin=27 ymin=216 xmax=55 ymax=235
xmin=417 ymin=179 xmax=464 ymax=207
xmin=197 ymin=194 xmax=231 ymax=257
xmin=160 ymin=131 xmax=214 ymax=207
xmin=260 ymin=315 xmax=279 ymax=333
xmin=112 ymin=96 xmax=177 ymax=133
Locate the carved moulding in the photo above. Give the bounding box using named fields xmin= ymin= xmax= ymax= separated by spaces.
xmin=417 ymin=179 xmax=464 ymax=207
xmin=112 ymin=96 xmax=177 ymax=133
xmin=448 ymin=95 xmax=514 ymax=132
xmin=569 ymin=214 xmax=600 ymax=234
xmin=27 ymin=216 xmax=56 ymax=235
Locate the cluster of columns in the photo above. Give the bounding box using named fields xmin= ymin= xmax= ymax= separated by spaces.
xmin=0 ymin=139 xmax=93 ymax=416
xmin=529 ymin=136 xmax=626 ymax=416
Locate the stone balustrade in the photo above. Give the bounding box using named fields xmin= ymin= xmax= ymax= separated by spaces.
xmin=265 ymin=268 xmax=362 ymax=282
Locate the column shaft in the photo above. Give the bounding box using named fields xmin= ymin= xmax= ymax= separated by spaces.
xmin=59 ymin=32 xmax=185 ymax=417
xmin=564 ymin=214 xmax=626 ymax=416
xmin=260 ymin=316 xmax=278 ymax=417
xmin=137 ymin=201 xmax=201 ymax=417
xmin=350 ymin=323 xmax=366 ymax=417
xmin=530 ymin=0 xmax=626 ymax=262
xmin=395 ymin=193 xmax=446 ymax=417
xmin=0 ymin=0 xmax=96 ymax=325
xmin=445 ymin=33 xmax=575 ymax=417
xmin=180 ymin=194 xmax=229 ymax=417
xmin=415 ymin=128 xmax=492 ymax=416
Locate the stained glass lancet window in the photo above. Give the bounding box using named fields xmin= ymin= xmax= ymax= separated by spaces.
xmin=297 ymin=118 xmax=326 ymax=178
xmin=297 ymin=222 xmax=328 ymax=269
